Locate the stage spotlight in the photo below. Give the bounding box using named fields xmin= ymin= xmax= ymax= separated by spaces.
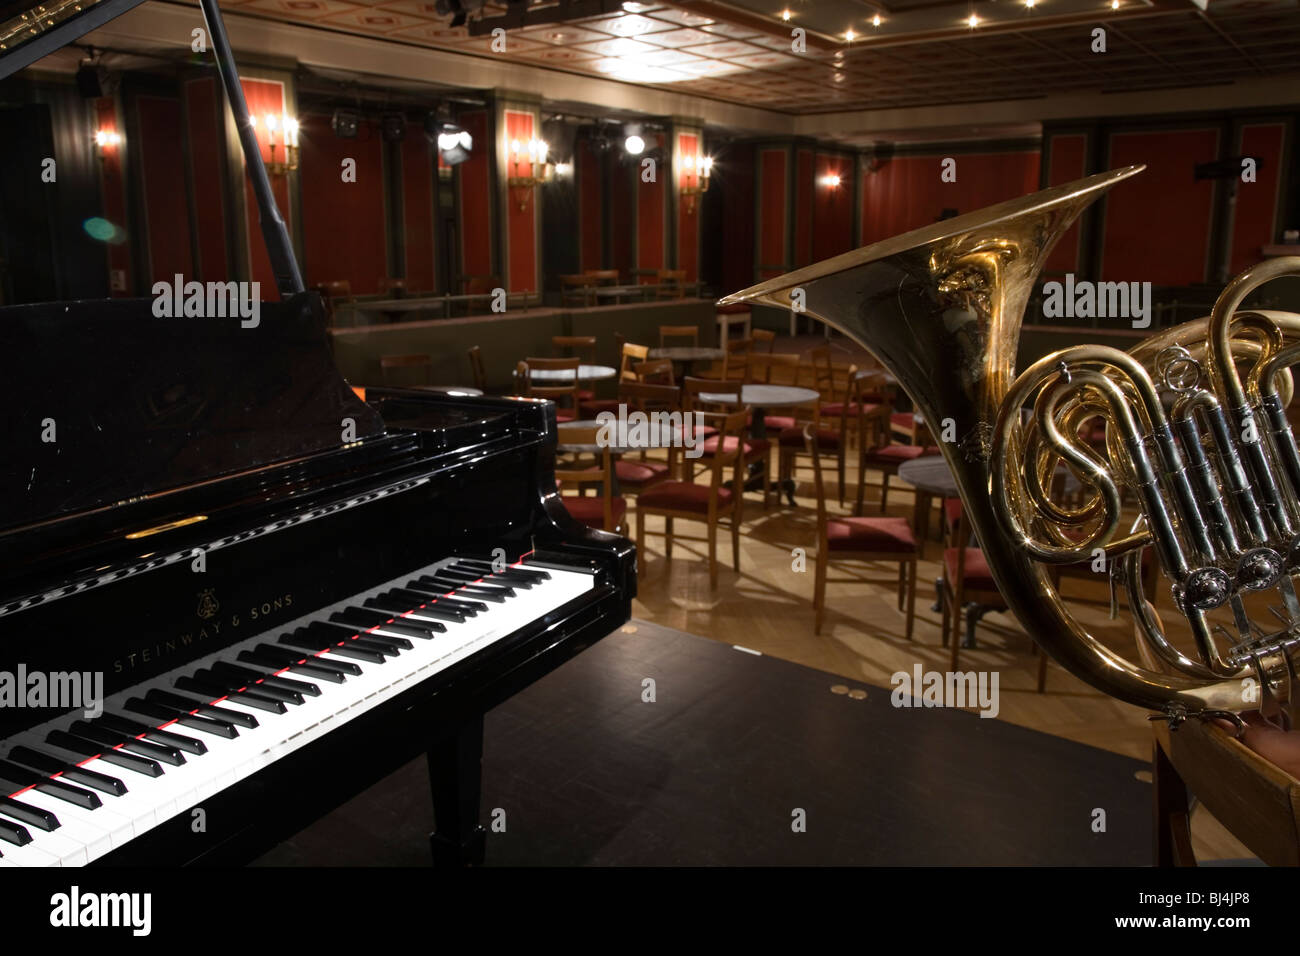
xmin=381 ymin=113 xmax=406 ymax=142
xmin=332 ymin=109 xmax=360 ymax=139
xmin=437 ymin=124 xmax=473 ymax=166
xmin=624 ymin=133 xmax=645 ymax=155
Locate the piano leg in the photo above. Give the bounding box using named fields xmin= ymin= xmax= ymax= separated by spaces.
xmin=428 ymin=715 xmax=488 ymax=867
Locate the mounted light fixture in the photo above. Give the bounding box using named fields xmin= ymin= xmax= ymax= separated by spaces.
xmin=507 ymin=137 xmax=553 ymax=211
xmin=820 ymin=173 xmax=842 ymax=188
xmin=93 ymin=128 xmax=121 ymax=157
xmin=679 ymin=151 xmax=713 ymax=214
xmin=331 ymin=108 xmax=360 ymax=139
xmin=251 ymin=113 xmax=299 ymax=174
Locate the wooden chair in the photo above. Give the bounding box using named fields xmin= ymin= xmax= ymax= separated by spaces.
xmin=749 ymin=352 xmax=804 ymax=433
xmin=752 ymin=328 xmax=777 ymax=353
xmin=615 ymin=381 xmax=681 ymax=493
xmin=636 ymin=409 xmax=747 ymax=590
xmin=377 ymin=277 xmax=408 ymax=297
xmin=379 ymin=353 xmax=432 ymax=387
xmin=553 ymin=335 xmax=598 ymax=401
xmin=807 ymin=426 xmax=918 ymax=637
xmin=779 ymin=362 xmax=866 ymax=508
xmin=633 ymin=358 xmax=676 ymax=386
xmin=461 ymin=274 xmax=500 ymax=295
xmin=659 ymin=325 xmax=699 ymax=348
xmin=314 ymin=280 xmax=353 ymax=326
xmin=516 ymin=357 xmax=580 ymax=422
xmin=721 ymin=336 xmax=752 ymax=382
xmin=560 ymin=274 xmax=595 ymax=307
xmin=656 ymin=268 xmax=686 ymax=299
xmin=555 ymin=425 xmax=627 ymax=535
xmin=467 ymin=345 xmax=487 ymax=392
xmin=940 ymin=518 xmax=1046 ymax=691
xmin=681 ymin=376 xmax=772 ymax=507
xmin=581 ymin=342 xmax=649 ymax=418
xmin=584 ymin=269 xmax=620 ymax=286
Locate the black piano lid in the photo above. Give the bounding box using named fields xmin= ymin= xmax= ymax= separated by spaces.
xmin=0 ymin=0 xmax=150 ymax=80
xmin=0 ymin=291 xmax=386 ymax=537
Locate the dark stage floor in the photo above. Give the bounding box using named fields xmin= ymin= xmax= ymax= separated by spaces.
xmin=256 ymin=622 xmax=1151 ymax=866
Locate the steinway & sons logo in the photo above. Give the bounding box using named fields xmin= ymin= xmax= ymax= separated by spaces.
xmin=112 ymin=586 xmax=294 ymax=674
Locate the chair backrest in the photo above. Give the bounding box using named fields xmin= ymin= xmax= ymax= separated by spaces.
xmin=746 ymin=351 xmax=801 ymax=385
xmin=379 ymin=353 xmax=432 ymax=386
xmin=804 ymin=425 xmax=832 ymax=537
xmin=377 ymin=277 xmax=408 ymax=297
xmin=698 ymin=409 xmax=748 ymax=506
xmin=552 ymin=335 xmax=597 ymax=363
xmin=722 ymin=336 xmax=752 ymax=382
xmin=659 ymin=324 xmax=698 ymax=348
xmin=318 ymin=279 xmax=353 ymax=302
xmin=518 ymin=356 xmax=580 ymax=413
xmin=752 ymin=328 xmax=777 ymax=353
xmin=467 ymin=345 xmax=487 ymax=391
xmin=633 ymin=358 xmax=676 ymax=386
xmin=619 ymin=342 xmax=650 ymax=382
xmin=554 ymin=425 xmax=617 ymax=530
xmin=682 ymin=375 xmax=740 ymax=415
xmin=584 ymin=269 xmax=620 ymax=286
xmin=619 ymin=381 xmax=681 ymax=415
xmin=656 ymin=269 xmax=686 ymax=299
xmin=462 ymin=274 xmax=500 ymax=295
xmin=808 ymin=344 xmax=837 ymax=401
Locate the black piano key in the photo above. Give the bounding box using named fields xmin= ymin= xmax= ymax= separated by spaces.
xmin=193 ymin=668 xmax=305 ymax=707
xmin=46 ymin=731 xmax=163 ymax=778
xmin=304 ymin=622 xmax=401 ymax=658
xmin=68 ymin=721 xmax=186 ymax=767
xmin=365 ymin=597 xmax=462 ymax=623
xmin=238 ymin=650 xmax=347 ymax=684
xmin=98 ymin=714 xmax=208 ymax=756
xmin=8 ymin=747 xmax=128 ymax=797
xmin=416 ymin=579 xmax=508 ymax=602
xmin=146 ymin=689 xmax=260 ymax=728
xmin=322 ymin=624 xmax=413 ymax=651
xmin=254 ymin=643 xmax=362 ymax=677
xmin=333 ymin=609 xmax=442 ymax=639
xmin=176 ymin=676 xmax=289 ymax=714
xmin=0 ymin=817 xmax=32 ymax=846
xmin=425 ymin=571 xmax=515 ymax=596
xmin=211 ymin=661 xmax=320 ymax=698
xmin=280 ymin=629 xmax=386 ymax=665
xmin=453 ymin=559 xmax=549 ymax=581
xmin=0 ymin=760 xmax=101 ymax=810
xmin=223 ymin=658 xmax=326 ymax=695
xmin=389 ymin=589 xmax=486 ymax=614
xmin=125 ymin=697 xmax=240 ymax=739
xmin=0 ymin=795 xmax=59 ymax=831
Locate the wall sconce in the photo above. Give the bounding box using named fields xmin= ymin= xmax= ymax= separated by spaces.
xmin=251 ymin=113 xmax=300 ymax=175
xmin=820 ymin=173 xmax=842 ymax=188
xmin=93 ymin=128 xmax=122 ymax=158
xmin=507 ymin=137 xmax=553 ymax=211
xmin=679 ymin=153 xmax=712 ymax=214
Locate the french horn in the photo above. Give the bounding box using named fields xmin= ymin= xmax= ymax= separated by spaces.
xmin=721 ymin=165 xmax=1300 ymax=727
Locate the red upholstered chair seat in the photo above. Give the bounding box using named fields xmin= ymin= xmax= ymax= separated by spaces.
xmin=943 ymin=547 xmax=999 ymax=592
xmin=715 ymin=302 xmax=750 ymax=315
xmin=637 ymin=481 xmax=732 ymax=513
xmin=943 ymin=497 xmax=964 ymax=525
xmin=561 ymin=494 xmax=627 ymax=529
xmin=701 ymin=435 xmax=770 ymax=457
xmin=579 ymin=398 xmax=622 ymax=417
xmin=576 ymin=388 xmax=596 ymax=402
xmin=778 ymin=426 xmax=840 ymax=449
xmin=891 ymin=412 xmax=917 ymax=429
xmin=763 ymin=414 xmax=797 ymax=432
xmin=555 ymin=409 xmax=578 ymax=423
xmin=864 ymin=443 xmax=940 ymax=464
xmin=827 ymin=516 xmax=916 ymax=553
xmin=615 ymin=459 xmax=670 ymax=486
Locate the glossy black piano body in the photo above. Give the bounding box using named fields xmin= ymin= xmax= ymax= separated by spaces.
xmin=0 ymin=292 xmax=635 ymax=865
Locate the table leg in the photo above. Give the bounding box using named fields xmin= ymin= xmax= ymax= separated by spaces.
xmin=913 ymin=491 xmax=932 ymax=558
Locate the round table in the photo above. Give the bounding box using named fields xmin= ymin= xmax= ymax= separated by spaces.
xmin=557 ymin=418 xmax=684 ymax=494
xmin=529 ymin=364 xmax=618 ymax=383
xmin=649 ymin=346 xmax=725 ymax=376
xmin=698 ymin=383 xmax=820 ymax=504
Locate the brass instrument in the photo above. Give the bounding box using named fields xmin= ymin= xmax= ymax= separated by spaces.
xmin=721 ymin=166 xmax=1300 ymax=727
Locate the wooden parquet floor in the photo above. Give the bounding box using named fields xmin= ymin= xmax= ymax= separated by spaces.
xmin=628 ymin=457 xmax=1255 ymax=862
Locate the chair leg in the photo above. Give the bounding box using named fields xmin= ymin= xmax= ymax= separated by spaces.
xmin=854 ymin=456 xmax=866 ymax=517
xmin=762 ymin=453 xmax=771 ymax=508
xmin=664 ymin=517 xmax=673 ymax=560
xmin=814 ymin=551 xmax=827 ymax=634
xmin=636 ymin=511 xmax=646 ymax=565
xmin=708 ymin=520 xmax=718 ymax=590
xmin=880 ymin=473 xmax=889 ymax=513
xmin=949 ymin=590 xmax=963 ymax=672
xmin=897 ymin=562 xmax=905 ymax=610
xmin=837 ymin=450 xmax=846 ymax=508
xmin=731 ymin=512 xmax=741 ymax=572
xmin=905 ymin=559 xmax=917 ymax=642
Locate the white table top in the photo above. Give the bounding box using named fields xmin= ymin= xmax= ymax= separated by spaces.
xmin=557 ymin=418 xmax=683 ymax=452
xmin=529 ymin=364 xmax=618 ymax=382
xmin=698 ymin=384 xmax=820 ymax=408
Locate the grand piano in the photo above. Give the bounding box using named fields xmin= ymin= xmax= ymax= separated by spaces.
xmin=0 ymin=0 xmax=635 ymax=867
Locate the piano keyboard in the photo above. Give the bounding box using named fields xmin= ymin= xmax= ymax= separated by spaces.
xmin=0 ymin=556 xmax=595 ymax=866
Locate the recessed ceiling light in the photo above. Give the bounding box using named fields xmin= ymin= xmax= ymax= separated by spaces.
xmin=1025 ymin=0 xmax=1035 ymax=7
xmin=781 ymin=8 xmax=792 ymax=20
xmin=1110 ymin=0 xmax=1120 ymax=7
xmin=844 ymin=27 xmax=856 ymax=41
xmin=872 ymin=14 xmax=882 ymax=26
xmin=967 ymin=13 xmax=980 ymax=26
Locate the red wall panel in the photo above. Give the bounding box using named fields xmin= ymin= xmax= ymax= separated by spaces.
xmin=504 ymin=110 xmax=538 ymax=292
xmin=812 ymin=152 xmax=853 ymax=262
xmin=860 ymin=151 xmax=1040 ymax=247
xmin=794 ymin=148 xmax=813 ymax=267
xmin=402 ymin=122 xmax=435 ymax=292
xmin=577 ymin=138 xmax=601 ymax=271
xmin=1043 ymin=133 xmax=1087 ymax=276
xmin=95 ymin=97 xmax=131 ymax=296
xmin=135 ymin=95 xmax=193 ymax=284
xmin=609 ymin=154 xmax=633 ymax=281
xmin=458 ymin=110 xmax=492 ymax=283
xmin=298 ymin=111 xmax=386 ymax=295
xmin=1230 ymin=123 xmax=1285 ymax=275
xmin=1103 ymin=128 xmax=1219 ymax=284
xmin=758 ymin=147 xmax=787 ymax=278
xmin=183 ymin=78 xmax=228 ymax=280
xmin=676 ymin=131 xmax=700 ymax=283
xmin=637 ymin=132 xmax=665 ymax=278
xmin=719 ymin=143 xmax=755 ymax=294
